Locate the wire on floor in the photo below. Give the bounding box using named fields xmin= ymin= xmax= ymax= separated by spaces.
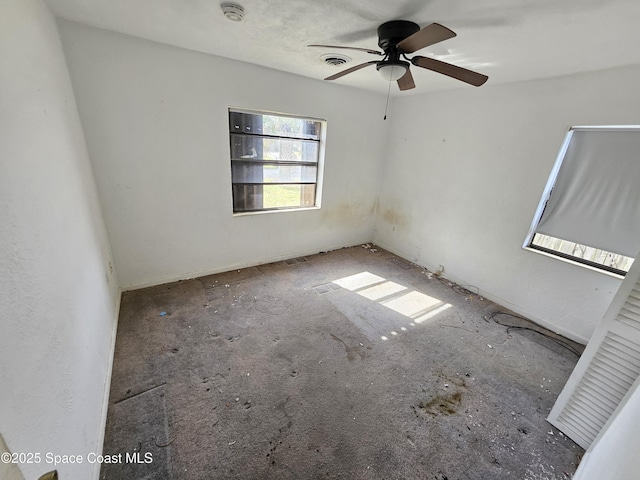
xmin=433 ymin=274 xmax=482 ymax=300
xmin=423 ymin=266 xmax=582 ymax=357
xmin=485 ymin=311 xmax=583 ymax=357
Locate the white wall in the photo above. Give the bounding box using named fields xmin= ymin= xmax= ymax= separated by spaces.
xmin=57 ymin=21 xmax=388 ymax=290
xmin=374 ymin=65 xmax=640 ymax=343
xmin=0 ymin=1 xmax=119 ymax=479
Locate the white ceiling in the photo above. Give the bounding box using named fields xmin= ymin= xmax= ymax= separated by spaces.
xmin=44 ymin=0 xmax=640 ymax=96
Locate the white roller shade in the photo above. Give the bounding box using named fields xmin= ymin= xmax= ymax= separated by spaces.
xmin=536 ymin=128 xmax=640 ymax=258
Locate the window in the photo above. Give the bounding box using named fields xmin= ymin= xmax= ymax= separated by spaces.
xmin=229 ymin=109 xmax=324 ymax=213
xmin=524 ymin=126 xmax=640 ymax=276
xmin=528 ymin=233 xmax=634 ymax=274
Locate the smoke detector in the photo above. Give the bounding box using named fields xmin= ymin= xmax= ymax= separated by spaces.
xmin=221 ymin=3 xmax=244 ymax=21
xmin=320 ymin=53 xmax=351 ymax=66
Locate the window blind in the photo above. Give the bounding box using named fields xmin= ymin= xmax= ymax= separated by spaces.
xmin=536 ymin=128 xmax=640 ymax=258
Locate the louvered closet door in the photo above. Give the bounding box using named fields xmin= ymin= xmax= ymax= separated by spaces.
xmin=548 ymin=261 xmax=640 ymax=450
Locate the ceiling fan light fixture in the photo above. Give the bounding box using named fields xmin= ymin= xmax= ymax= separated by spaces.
xmin=377 ymin=62 xmax=409 ymax=82
xmin=221 ymin=3 xmax=244 ymax=21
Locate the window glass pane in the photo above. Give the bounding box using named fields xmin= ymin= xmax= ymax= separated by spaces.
xmin=262 ymin=184 xmax=315 ymax=209
xmin=262 ymin=115 xmax=320 ymax=140
xmin=230 ymin=134 xmax=318 ymax=162
xmin=229 ymin=111 xmax=264 ymax=135
xmin=232 ymin=184 xmax=263 ymax=212
xmin=232 ymin=164 xmax=317 ymax=183
xmin=232 ymin=184 xmax=316 ymax=211
xmin=229 ymin=111 xmax=320 ymax=140
xmin=531 ymin=233 xmax=634 ymax=273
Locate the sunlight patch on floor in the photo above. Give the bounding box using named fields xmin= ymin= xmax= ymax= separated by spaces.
xmin=332 ymin=271 xmax=452 ymax=341
xmin=332 ymin=271 xmax=385 ymax=291
xmin=358 ymin=280 xmax=406 ymax=301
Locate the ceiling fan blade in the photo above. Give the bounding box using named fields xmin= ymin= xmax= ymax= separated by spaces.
xmin=411 ymin=56 xmax=488 ymax=86
xmin=397 ymin=69 xmax=416 ymax=91
xmin=324 ymin=61 xmax=378 ymax=81
xmin=397 ymin=23 xmax=456 ymax=53
xmin=308 ymin=45 xmax=383 ymax=56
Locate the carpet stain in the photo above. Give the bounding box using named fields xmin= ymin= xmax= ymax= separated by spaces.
xmin=418 ymin=391 xmax=463 ymax=416
xmin=330 ymin=334 xmax=365 ymax=361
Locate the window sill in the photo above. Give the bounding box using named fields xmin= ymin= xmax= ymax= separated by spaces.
xmin=523 ymin=246 xmax=626 ymax=279
xmin=233 ymin=206 xmax=321 ymax=217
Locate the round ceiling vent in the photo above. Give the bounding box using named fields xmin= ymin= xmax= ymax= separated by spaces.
xmin=320 ymin=53 xmax=351 ymax=66
xmin=221 ymin=3 xmax=245 ymax=21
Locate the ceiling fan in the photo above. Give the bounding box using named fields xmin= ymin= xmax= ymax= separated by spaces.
xmin=309 ymin=20 xmax=488 ymax=90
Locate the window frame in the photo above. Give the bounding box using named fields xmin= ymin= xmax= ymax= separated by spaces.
xmin=527 ymin=233 xmax=632 ymax=277
xmin=228 ymin=108 xmax=326 ymax=215
xmin=523 ymin=125 xmax=640 ymax=277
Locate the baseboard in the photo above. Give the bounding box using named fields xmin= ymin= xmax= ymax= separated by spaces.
xmin=121 ymin=240 xmax=372 ymax=292
xmin=92 ymin=287 xmax=121 ymax=480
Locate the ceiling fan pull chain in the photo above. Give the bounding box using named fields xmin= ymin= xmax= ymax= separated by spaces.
xmin=383 ymin=75 xmax=392 ymax=120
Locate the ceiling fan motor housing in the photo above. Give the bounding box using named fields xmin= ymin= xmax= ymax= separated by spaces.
xmin=377 ymin=20 xmax=420 ymax=51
